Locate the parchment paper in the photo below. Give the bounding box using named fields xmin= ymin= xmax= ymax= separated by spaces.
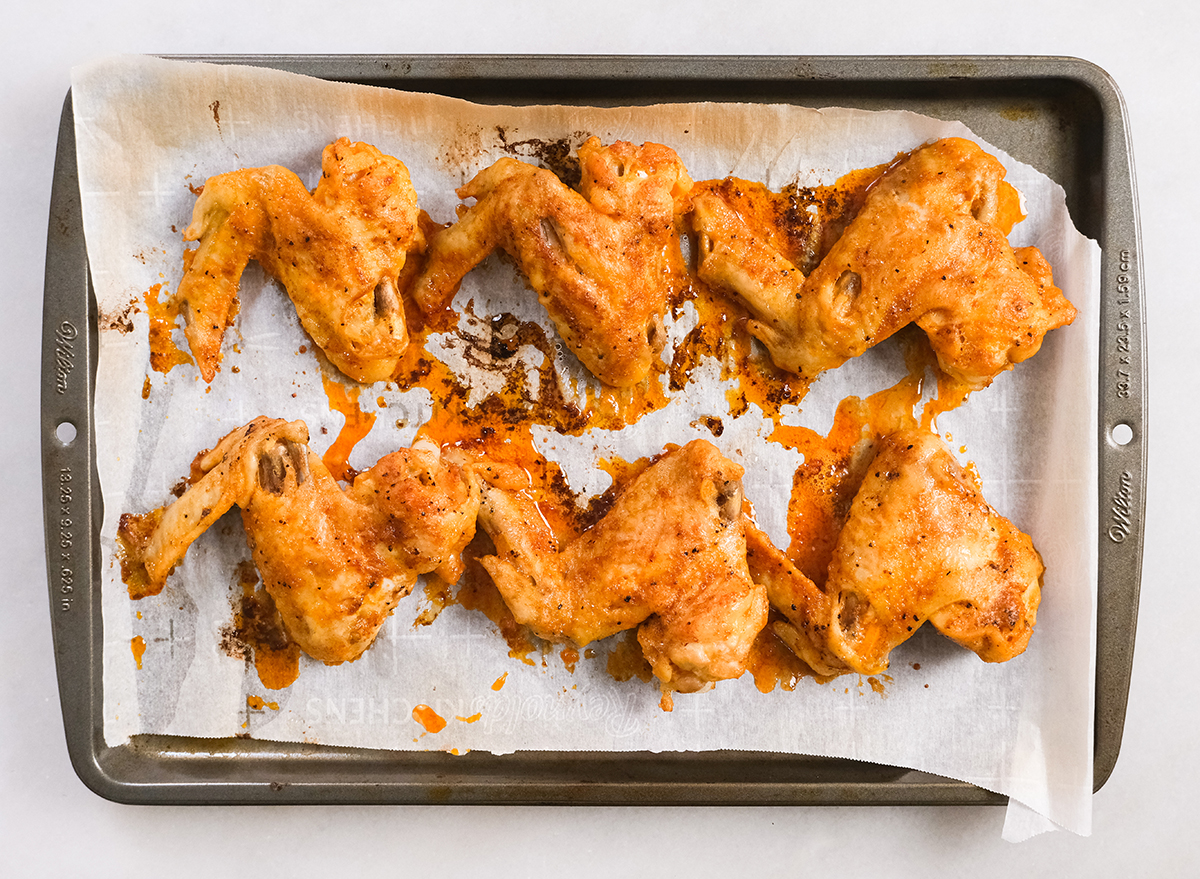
xmin=71 ymin=55 xmax=1099 ymax=838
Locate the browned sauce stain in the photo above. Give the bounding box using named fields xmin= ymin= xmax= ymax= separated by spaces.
xmin=224 ymin=561 xmax=302 ymax=691
xmin=99 ymin=296 xmax=138 ymax=335
xmin=867 ymin=675 xmax=893 ymax=698
xmin=494 ymin=128 xmax=588 ymax=188
xmin=1000 ymin=104 xmax=1040 ymax=122
xmin=455 ymin=533 xmax=539 ymax=666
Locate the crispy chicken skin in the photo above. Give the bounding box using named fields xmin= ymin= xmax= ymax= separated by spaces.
xmin=126 ymin=417 xmax=480 ymax=663
xmin=176 ymin=138 xmax=423 ymax=384
xmin=693 ymin=137 xmax=1077 ymax=388
xmin=823 ymin=429 xmax=1043 ymax=674
xmin=411 ymin=137 xmax=694 ymax=387
xmin=475 ymin=440 xmax=768 ymax=694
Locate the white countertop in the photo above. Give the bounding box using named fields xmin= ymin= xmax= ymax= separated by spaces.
xmin=2 ymin=1 xmax=1190 ymax=874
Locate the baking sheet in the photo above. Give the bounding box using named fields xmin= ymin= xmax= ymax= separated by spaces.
xmin=37 ymin=53 xmax=1142 ymax=835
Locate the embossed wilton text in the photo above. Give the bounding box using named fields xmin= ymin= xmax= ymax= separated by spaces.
xmin=54 ymin=321 xmax=78 ymax=395
xmin=1108 ymin=469 xmax=1135 ymax=543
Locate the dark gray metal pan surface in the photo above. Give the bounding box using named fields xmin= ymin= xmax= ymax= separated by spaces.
xmin=41 ymin=54 xmax=1145 ymax=805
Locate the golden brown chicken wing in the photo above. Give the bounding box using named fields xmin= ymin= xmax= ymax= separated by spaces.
xmin=822 ymin=429 xmax=1043 ymax=674
xmin=176 ymin=138 xmax=423 ymax=384
xmin=412 ymin=137 xmax=694 ymax=388
xmin=119 ymin=417 xmax=480 ymax=663
xmin=475 ymin=440 xmax=768 ymax=695
xmin=693 ymin=137 xmax=1077 ymax=389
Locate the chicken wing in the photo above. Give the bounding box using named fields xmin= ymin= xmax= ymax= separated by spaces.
xmin=475 ymin=440 xmax=768 ymax=695
xmin=119 ymin=417 xmax=480 ymax=663
xmin=693 ymin=137 xmax=1077 ymax=389
xmin=823 ymin=429 xmax=1043 ymax=674
xmin=412 ymin=137 xmax=694 ymax=388
xmin=176 ymin=138 xmax=423 ymax=384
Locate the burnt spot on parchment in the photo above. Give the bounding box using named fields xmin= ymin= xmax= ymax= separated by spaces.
xmin=435 ymin=125 xmax=591 ymax=189
xmin=435 ymin=123 xmax=490 ymax=178
xmin=99 ymin=296 xmax=139 ymax=334
xmin=691 ymin=415 xmax=725 ymax=437
xmin=495 ymin=126 xmax=588 ymax=189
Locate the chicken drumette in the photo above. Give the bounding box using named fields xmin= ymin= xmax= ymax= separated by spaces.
xmin=693 ymin=137 xmax=1077 ymax=389
xmin=176 ymin=138 xmax=423 ymax=384
xmin=120 ymin=417 xmax=480 ymax=663
xmin=412 ymin=137 xmax=694 ymax=388
xmin=475 ymin=440 xmax=768 ymax=696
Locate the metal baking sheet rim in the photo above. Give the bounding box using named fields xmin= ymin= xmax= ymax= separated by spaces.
xmin=40 ymin=54 xmax=1146 ymax=806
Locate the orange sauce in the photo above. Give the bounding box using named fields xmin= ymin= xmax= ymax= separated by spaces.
xmin=456 ymin=712 xmax=482 ymax=724
xmin=559 ymin=647 xmax=579 ymax=674
xmin=130 ymin=635 xmax=147 ymax=670
xmin=412 ymin=704 xmax=447 ymax=734
xmin=455 ymin=539 xmax=539 ymax=666
xmin=744 ymin=622 xmax=810 ymax=693
xmin=246 ymin=695 xmax=280 ymax=711
xmin=320 ymin=375 xmax=377 ymax=483
xmin=254 ymin=642 xmax=302 ymax=690
xmin=605 ymin=630 xmax=653 ymax=683
xmin=116 ymin=508 xmax=165 ymax=600
xmin=779 ymin=336 xmax=931 ymax=585
xmin=413 ymin=573 xmax=455 ymax=628
xmin=491 ymin=672 xmax=508 ymax=691
xmin=144 ymin=282 xmax=193 ymax=374
xmin=924 ymin=372 xmax=976 ymax=427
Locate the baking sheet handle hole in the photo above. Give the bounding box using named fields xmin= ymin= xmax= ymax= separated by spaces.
xmin=55 ymin=420 xmax=78 ymax=446
xmin=1110 ymin=422 xmax=1134 ymax=447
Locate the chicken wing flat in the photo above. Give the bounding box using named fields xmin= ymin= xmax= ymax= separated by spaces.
xmin=476 ymin=440 xmax=768 ymax=695
xmin=176 ymin=138 xmax=422 ymax=384
xmin=412 ymin=137 xmax=694 ymax=388
xmin=823 ymin=429 xmax=1043 ymax=674
xmin=693 ymin=137 xmax=1077 ymax=389
xmin=119 ymin=417 xmax=480 ymax=663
